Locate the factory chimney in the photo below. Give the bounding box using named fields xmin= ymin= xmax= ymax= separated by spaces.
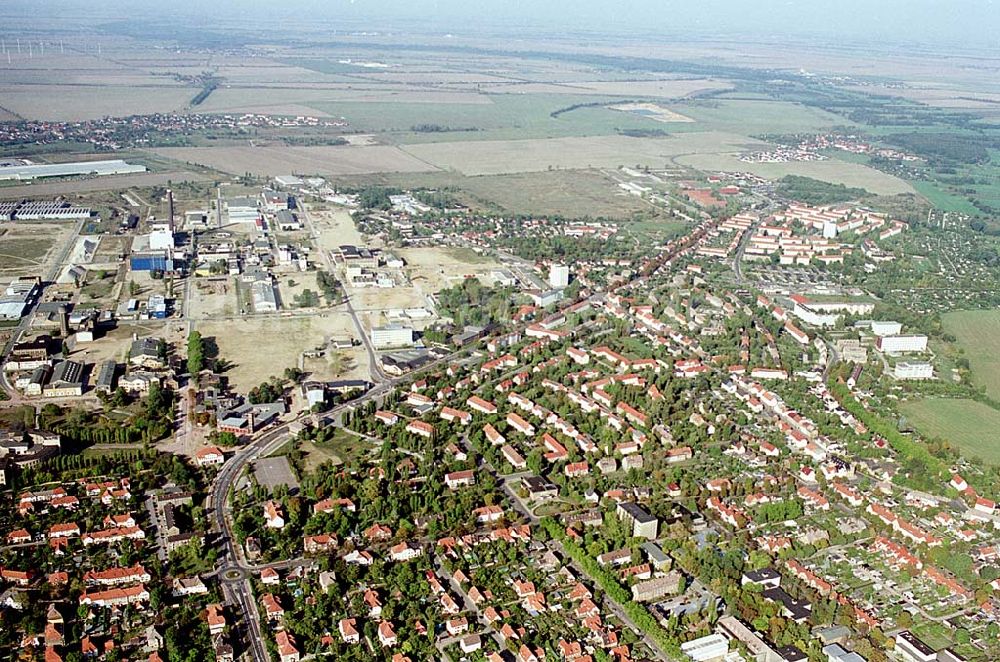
xmin=58 ymin=305 xmax=70 ymax=337
xmin=166 ymin=189 xmax=175 ymax=233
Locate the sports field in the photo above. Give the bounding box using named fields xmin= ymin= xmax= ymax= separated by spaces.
xmin=942 ymin=309 xmax=1000 ymax=399
xmin=900 ymin=397 xmax=1000 ymax=464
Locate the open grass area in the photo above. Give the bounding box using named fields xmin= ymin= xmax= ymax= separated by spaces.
xmin=942 ymin=309 xmax=1000 ymax=399
xmin=900 ymin=397 xmax=1000 ymax=464
xmin=676 ymin=152 xmax=915 ymax=196
xmin=330 ymin=168 xmax=664 ymax=219
xmin=310 ymin=93 xmax=679 ymax=143
xmin=300 ymin=428 xmax=372 ymax=473
xmin=909 ymin=180 xmax=982 ymax=214
xmin=673 ymin=98 xmax=855 ymax=136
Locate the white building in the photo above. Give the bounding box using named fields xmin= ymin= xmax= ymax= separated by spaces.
xmin=877 ymin=334 xmax=928 ymax=354
xmin=894 ymin=362 xmax=934 ymax=380
xmin=894 ymin=632 xmax=936 ymax=662
xmin=370 ymin=324 xmax=414 ymax=349
xmin=680 ymin=634 xmax=729 ymax=662
xmin=870 ymin=320 xmax=903 ymax=336
xmin=549 ymin=264 xmax=570 ymax=289
xmin=149 ymin=226 xmax=175 ymax=251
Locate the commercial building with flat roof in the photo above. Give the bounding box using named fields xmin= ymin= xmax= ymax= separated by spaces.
xmin=371 ymin=324 xmax=414 ymax=350
xmin=0 ymin=159 xmax=145 ymax=181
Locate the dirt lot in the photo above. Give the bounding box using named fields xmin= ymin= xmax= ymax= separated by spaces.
xmin=195 ymin=313 xmax=369 ymax=392
xmin=399 ymin=246 xmax=501 ymax=293
xmin=609 ymin=102 xmax=694 ymax=123
xmin=345 ymin=246 xmax=500 ymax=322
xmin=63 ymin=321 xmax=168 ymax=367
xmin=153 ymin=144 xmax=440 ymax=177
xmin=0 ymin=221 xmax=77 ymax=281
xmin=308 ymin=206 xmax=364 ymax=250
xmin=187 ymin=276 xmax=239 ymax=319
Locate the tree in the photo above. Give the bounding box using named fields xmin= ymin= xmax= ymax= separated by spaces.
xmin=187 ymin=331 xmax=205 ymax=375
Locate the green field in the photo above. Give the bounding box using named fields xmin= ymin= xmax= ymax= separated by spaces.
xmin=329 ymin=168 xmax=666 ymax=219
xmin=910 ymin=179 xmax=983 ymax=214
xmin=310 ymin=94 xmax=674 ymax=142
xmin=900 ymin=398 xmax=1000 ymax=463
xmin=306 ymin=94 xmax=853 ymax=145
xmin=673 ymin=98 xmax=854 ymax=135
xmin=943 ymin=309 xmax=1000 ymax=399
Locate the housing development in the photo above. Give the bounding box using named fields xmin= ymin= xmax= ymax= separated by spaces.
xmin=2 ymin=5 xmax=1000 ymax=662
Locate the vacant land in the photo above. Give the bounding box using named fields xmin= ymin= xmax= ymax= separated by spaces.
xmin=401 ymin=132 xmax=762 ymax=176
xmin=900 ymin=398 xmax=1000 ymax=464
xmin=0 ymin=172 xmax=209 ymax=199
xmin=154 ymin=144 xmax=439 ymax=177
xmin=0 ymin=222 xmax=77 ymax=281
xmin=308 ymin=206 xmax=364 ymax=249
xmin=196 ymin=314 xmax=368 ymax=392
xmin=187 ymin=277 xmax=239 ymax=319
xmin=299 ymin=428 xmax=372 ymax=473
xmin=398 ymin=246 xmax=502 ymax=294
xmin=609 ymin=102 xmax=694 ymax=123
xmin=943 ymin=309 xmax=1000 ymax=399
xmin=676 ymin=153 xmax=915 ymax=196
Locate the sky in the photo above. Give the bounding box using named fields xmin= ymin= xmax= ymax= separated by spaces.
xmin=9 ymin=0 xmax=1000 ymax=50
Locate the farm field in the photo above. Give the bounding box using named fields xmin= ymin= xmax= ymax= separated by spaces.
xmin=900 ymin=398 xmax=1000 ymax=464
xmin=942 ymin=309 xmax=1000 ymax=399
xmin=194 ymin=314 xmax=369 ymax=393
xmin=400 ymin=131 xmax=763 ymax=176
xmin=0 ymin=84 xmax=192 ymax=121
xmin=153 ymin=144 xmax=440 ymax=177
xmin=676 ymin=152 xmax=915 ymax=195
xmin=673 ymin=98 xmax=855 ymax=136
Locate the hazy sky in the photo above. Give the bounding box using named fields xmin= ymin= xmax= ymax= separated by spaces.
xmin=10 ymin=0 xmax=1000 ymax=49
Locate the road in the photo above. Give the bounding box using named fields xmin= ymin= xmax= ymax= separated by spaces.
xmin=206 ymin=344 xmax=463 ymax=660
xmin=296 ymin=201 xmax=387 ymax=382
xmin=0 ymin=215 xmax=88 ymax=400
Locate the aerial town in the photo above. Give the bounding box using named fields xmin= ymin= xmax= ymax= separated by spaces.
xmin=2 ymin=4 xmax=1000 ymax=662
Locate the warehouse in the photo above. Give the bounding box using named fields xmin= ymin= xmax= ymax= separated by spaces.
xmin=370 ymin=324 xmax=414 ymax=349
xmin=251 ymin=278 xmax=279 ymax=313
xmin=0 ymin=159 xmax=145 ymax=181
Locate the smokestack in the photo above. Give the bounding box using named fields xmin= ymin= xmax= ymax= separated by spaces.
xmin=58 ymin=305 xmax=70 ymax=337
xmin=166 ymin=189 xmax=175 ymax=233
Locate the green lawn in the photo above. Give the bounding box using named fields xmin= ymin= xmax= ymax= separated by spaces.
xmin=942 ymin=309 xmax=1000 ymax=399
xmin=900 ymin=397 xmax=1000 ymax=464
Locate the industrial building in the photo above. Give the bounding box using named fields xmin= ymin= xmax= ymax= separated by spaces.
xmin=130 ymin=251 xmax=174 ymax=272
xmin=0 ymin=159 xmax=145 ymax=181
xmin=680 ymin=633 xmax=729 ymax=661
xmin=0 ymin=200 xmax=91 ymax=220
xmin=225 ymin=197 xmax=260 ymax=224
xmin=371 ymin=324 xmax=415 ymax=349
xmin=0 ymin=277 xmax=40 ymax=320
xmin=250 ymin=278 xmax=279 ymax=313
